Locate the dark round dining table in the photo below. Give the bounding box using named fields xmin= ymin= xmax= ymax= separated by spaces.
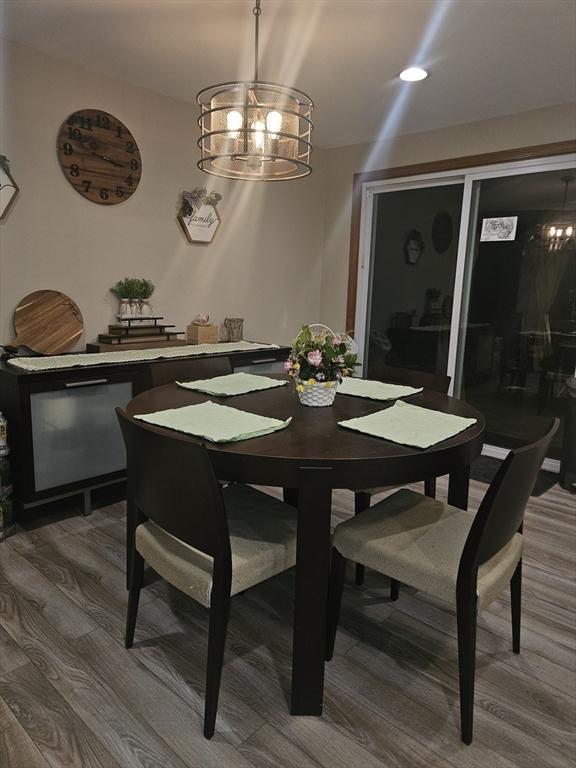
xmin=127 ymin=376 xmax=485 ymax=716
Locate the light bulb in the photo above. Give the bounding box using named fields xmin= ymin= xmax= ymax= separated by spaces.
xmin=549 ymin=227 xmax=556 ymax=237
xmin=266 ymin=110 xmax=282 ymax=136
xmin=556 ymin=228 xmax=564 ymax=237
xmin=566 ymin=226 xmax=574 ymax=236
xmin=226 ymin=110 xmax=243 ymax=138
xmin=252 ymin=120 xmax=265 ymax=149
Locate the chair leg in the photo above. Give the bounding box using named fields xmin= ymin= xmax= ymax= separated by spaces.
xmin=511 ymin=559 xmax=522 ymax=654
xmin=125 ymin=550 xmax=144 ymax=649
xmin=203 ymin=591 xmax=230 ymax=740
xmin=354 ymin=492 xmax=371 ymax=585
xmin=424 ymin=477 xmax=436 ymax=498
xmin=456 ymin=594 xmax=478 ymax=745
xmin=390 ymin=578 xmax=400 ymax=601
xmin=126 ymin=500 xmax=137 ymax=590
xmin=326 ymin=548 xmax=347 ymax=661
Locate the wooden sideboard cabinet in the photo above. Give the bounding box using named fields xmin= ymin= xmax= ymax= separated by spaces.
xmin=0 ymin=344 xmax=289 ymax=520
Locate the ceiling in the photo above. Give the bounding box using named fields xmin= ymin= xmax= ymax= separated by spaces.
xmin=2 ymin=0 xmax=575 ymax=149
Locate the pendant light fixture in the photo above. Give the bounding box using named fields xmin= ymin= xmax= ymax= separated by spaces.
xmin=196 ymin=0 xmax=313 ymax=181
xmin=545 ymin=176 xmax=575 ymax=249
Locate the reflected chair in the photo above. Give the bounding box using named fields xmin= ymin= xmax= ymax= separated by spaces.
xmin=116 ymin=409 xmax=298 ymax=739
xmin=326 ymin=419 xmax=559 ymax=744
xmin=149 ymin=356 xmax=232 ymax=388
xmin=353 ymin=364 xmax=452 ymax=592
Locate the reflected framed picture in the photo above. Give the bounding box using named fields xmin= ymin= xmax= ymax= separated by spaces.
xmin=480 ymin=216 xmax=518 ymax=242
xmin=404 ymin=229 xmax=425 ymax=265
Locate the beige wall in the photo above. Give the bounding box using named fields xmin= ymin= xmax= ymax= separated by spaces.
xmin=0 ymin=40 xmax=326 ymax=350
xmin=1 ymin=39 xmax=574 ymax=353
xmin=319 ymin=103 xmax=576 ymax=332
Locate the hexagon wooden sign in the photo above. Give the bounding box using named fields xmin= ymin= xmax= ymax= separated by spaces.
xmin=178 ymin=189 xmax=221 ymax=244
xmin=0 ymin=157 xmax=19 ymax=221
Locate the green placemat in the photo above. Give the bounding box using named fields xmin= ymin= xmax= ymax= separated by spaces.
xmin=134 ymin=400 xmax=291 ymax=443
xmin=177 ymin=372 xmax=287 ymax=397
xmin=338 ymin=377 xmax=422 ymax=401
xmin=338 ymin=400 xmax=477 ymax=449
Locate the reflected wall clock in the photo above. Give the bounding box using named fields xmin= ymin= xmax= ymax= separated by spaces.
xmin=56 ymin=109 xmax=142 ymax=205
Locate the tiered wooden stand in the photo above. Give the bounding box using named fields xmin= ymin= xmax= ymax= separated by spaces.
xmin=86 ymin=317 xmax=187 ymax=352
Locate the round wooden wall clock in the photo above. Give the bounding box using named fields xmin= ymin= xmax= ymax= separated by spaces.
xmin=56 ymin=109 xmax=142 ymax=204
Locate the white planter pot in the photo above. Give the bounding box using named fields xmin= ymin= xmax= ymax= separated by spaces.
xmin=297 ymin=380 xmax=338 ymax=407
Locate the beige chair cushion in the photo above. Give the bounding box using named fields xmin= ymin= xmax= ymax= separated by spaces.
xmin=136 ymin=484 xmax=297 ymax=608
xmin=334 ymin=488 xmax=522 ymax=609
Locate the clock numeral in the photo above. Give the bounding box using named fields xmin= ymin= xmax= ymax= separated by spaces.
xmin=80 ymin=116 xmax=93 ymax=131
xmin=68 ymin=127 xmax=82 ymax=141
xmin=125 ymin=175 xmax=134 ymax=187
xmin=62 ymin=143 xmax=74 ymax=156
xmin=100 ymin=188 xmax=109 ymax=200
xmin=116 ymin=125 xmax=123 ymax=138
xmin=96 ymin=114 xmax=110 ymax=129
xmin=116 ymin=186 xmax=125 ymax=198
xmin=69 ymin=164 xmax=80 ymax=178
xmin=125 ymin=141 xmax=135 ymax=154
xmin=82 ymin=180 xmax=92 ymax=193
xmin=129 ymin=159 xmax=139 ymax=171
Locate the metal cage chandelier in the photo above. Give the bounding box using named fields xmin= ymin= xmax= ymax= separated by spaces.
xmin=196 ymin=0 xmax=313 ymax=182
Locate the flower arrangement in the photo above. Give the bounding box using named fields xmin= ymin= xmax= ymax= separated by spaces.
xmin=284 ymin=325 xmax=358 ymax=405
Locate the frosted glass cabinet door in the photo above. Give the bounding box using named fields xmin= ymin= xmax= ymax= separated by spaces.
xmin=30 ymin=381 xmax=133 ymax=491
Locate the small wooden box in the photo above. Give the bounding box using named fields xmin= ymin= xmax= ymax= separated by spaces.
xmin=186 ymin=323 xmax=219 ymax=345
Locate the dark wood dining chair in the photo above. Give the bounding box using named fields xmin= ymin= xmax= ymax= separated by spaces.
xmin=327 ymin=419 xmax=559 ymax=744
xmin=149 ymin=355 xmax=232 ymax=388
xmin=116 ymin=408 xmax=298 ymax=739
xmin=353 ymin=364 xmax=452 ymax=591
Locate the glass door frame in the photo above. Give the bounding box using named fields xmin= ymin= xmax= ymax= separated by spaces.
xmin=354 ymin=152 xmax=576 ymax=471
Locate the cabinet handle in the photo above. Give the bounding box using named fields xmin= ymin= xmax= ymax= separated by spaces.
xmin=250 ymin=357 xmax=279 ymax=364
xmin=65 ymin=379 xmax=108 ymax=388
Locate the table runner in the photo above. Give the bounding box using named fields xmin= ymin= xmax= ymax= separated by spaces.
xmin=134 ymin=400 xmax=291 ymax=443
xmin=177 ymin=372 xmax=287 ymax=397
xmin=338 ymin=400 xmax=477 ymax=449
xmin=7 ymin=341 xmax=279 ymax=372
xmin=338 ymin=377 xmax=422 ymax=401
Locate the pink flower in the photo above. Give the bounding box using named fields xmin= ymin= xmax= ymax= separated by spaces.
xmin=283 ymin=360 xmax=293 ymax=372
xmin=307 ymin=349 xmax=323 ymax=368
xmin=332 ymin=334 xmax=342 ymax=346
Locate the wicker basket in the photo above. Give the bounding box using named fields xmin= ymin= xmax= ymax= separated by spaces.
xmin=297 ymin=379 xmax=338 ymax=407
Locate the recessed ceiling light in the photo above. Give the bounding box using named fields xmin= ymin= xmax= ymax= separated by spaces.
xmin=399 ymin=67 xmax=429 ymax=82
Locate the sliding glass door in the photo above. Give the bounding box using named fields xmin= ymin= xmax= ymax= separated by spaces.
xmin=363 ymin=181 xmax=463 ymax=379
xmin=356 ymin=153 xmax=576 ymax=462
xmin=454 ymin=168 xmax=576 ymax=460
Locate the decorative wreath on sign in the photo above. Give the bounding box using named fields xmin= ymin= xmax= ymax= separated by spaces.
xmin=179 ymin=188 xmax=222 ymax=219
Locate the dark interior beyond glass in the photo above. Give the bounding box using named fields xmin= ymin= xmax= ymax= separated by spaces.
xmin=457 ymin=169 xmax=576 ymax=459
xmin=366 ymin=184 xmax=463 ymax=379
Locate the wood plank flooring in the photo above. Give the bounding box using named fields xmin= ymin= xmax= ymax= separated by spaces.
xmin=0 ymin=480 xmax=574 ymax=768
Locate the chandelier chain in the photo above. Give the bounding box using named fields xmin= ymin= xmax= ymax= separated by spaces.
xmin=253 ymin=0 xmax=261 ymax=82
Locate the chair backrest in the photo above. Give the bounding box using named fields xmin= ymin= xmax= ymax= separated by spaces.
xmin=376 ymin=363 xmax=451 ymax=394
xmin=116 ymin=408 xmax=231 ymax=563
xmin=459 ymin=419 xmax=560 ymax=585
xmin=149 ymin=356 xmax=232 ymax=388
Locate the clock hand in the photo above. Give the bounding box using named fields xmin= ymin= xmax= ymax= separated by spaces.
xmin=91 ymin=151 xmax=123 ymax=168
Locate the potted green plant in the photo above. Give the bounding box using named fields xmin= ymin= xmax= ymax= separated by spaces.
xmin=110 ymin=277 xmax=155 ymax=320
xmin=284 ymin=325 xmax=358 ymax=406
xmin=132 ymin=278 xmax=155 ymax=317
